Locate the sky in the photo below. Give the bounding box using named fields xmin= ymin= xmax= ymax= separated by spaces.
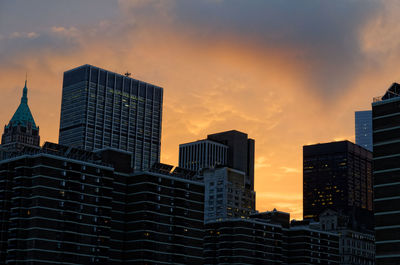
xmin=1 ymin=0 xmax=400 ymax=219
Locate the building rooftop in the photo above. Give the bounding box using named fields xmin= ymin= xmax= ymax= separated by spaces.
xmin=373 ymin=82 xmax=400 ymax=104
xmin=7 ymin=80 xmax=37 ymax=129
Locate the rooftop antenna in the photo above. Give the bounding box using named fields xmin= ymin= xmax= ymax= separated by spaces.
xmin=124 ymin=71 xmax=131 ymax=77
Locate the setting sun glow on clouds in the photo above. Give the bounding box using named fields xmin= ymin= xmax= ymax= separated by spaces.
xmin=1 ymin=0 xmax=400 ymax=219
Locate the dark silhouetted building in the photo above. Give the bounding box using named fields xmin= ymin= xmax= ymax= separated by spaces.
xmin=179 ymin=130 xmax=255 ymax=189
xmin=59 ymin=64 xmax=163 ymax=170
xmin=286 ymin=221 xmax=340 ymax=265
xmin=126 ymin=170 xmax=204 ymax=264
xmin=207 ymin=130 xmax=255 ymax=190
xmin=204 ymin=218 xmax=285 ymax=264
xmin=319 ymin=209 xmax=375 ymax=265
xmin=204 ymin=210 xmax=341 ymax=265
xmin=0 ymin=143 xmax=204 ymax=264
xmin=251 ymin=209 xmax=290 ymax=228
xmin=372 ymin=82 xmax=400 ymax=265
xmin=0 ymin=143 xmax=116 ymax=264
xmin=303 ymin=141 xmax=373 ymax=230
xmin=355 ymin=110 xmax=373 ymax=152
xmin=1 ymin=80 xmax=40 ymax=154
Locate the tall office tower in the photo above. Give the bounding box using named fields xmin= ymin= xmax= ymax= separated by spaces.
xmin=1 ymin=80 xmax=40 ymax=151
xmin=203 ymin=167 xmax=255 ymax=223
xmin=355 ymin=110 xmax=373 ymax=151
xmin=179 ymin=139 xmax=228 ymax=172
xmin=59 ymin=64 xmax=163 ymax=170
xmin=179 ymin=130 xmax=255 ymax=189
xmin=372 ymin=82 xmax=400 ymax=265
xmin=207 ymin=130 xmax=255 ymax=189
xmin=303 ymin=141 xmax=373 ymax=229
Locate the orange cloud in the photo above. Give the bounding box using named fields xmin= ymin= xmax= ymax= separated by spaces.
xmin=1 ymin=0 xmax=399 ymax=220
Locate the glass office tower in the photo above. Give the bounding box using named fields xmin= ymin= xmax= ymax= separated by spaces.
xmin=59 ymin=64 xmax=163 ymax=170
xmin=372 ymin=83 xmax=400 ymax=265
xmin=355 ymin=110 xmax=373 ymax=151
xmin=303 ymin=141 xmax=373 ymax=229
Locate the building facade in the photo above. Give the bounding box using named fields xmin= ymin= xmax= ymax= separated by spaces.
xmin=1 ymin=80 xmax=40 ymax=153
xmin=179 ymin=130 xmax=255 ymax=189
xmin=204 ymin=218 xmax=285 ymax=264
xmin=319 ymin=210 xmax=375 ymax=265
xmin=125 ymin=171 xmax=204 ymax=264
xmin=0 ymin=143 xmax=204 ymax=264
xmin=207 ymin=130 xmax=255 ymax=190
xmin=355 ymin=110 xmax=373 ymax=152
xmin=203 ymin=167 xmax=255 ymax=223
xmin=59 ymin=64 xmax=163 ymax=170
xmin=0 ymin=143 xmax=116 ymax=264
xmin=372 ymin=82 xmax=400 ymax=265
xmin=285 ymin=222 xmax=340 ymax=265
xmin=303 ymin=141 xmax=373 ymax=230
xmin=179 ymin=139 xmax=228 ymax=172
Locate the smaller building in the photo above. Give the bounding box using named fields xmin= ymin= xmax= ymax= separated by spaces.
xmin=179 ymin=139 xmax=228 ymax=172
xmin=319 ymin=210 xmax=375 ymax=265
xmin=203 ymin=167 xmax=255 ymax=223
xmin=251 ymin=209 xmax=290 ymax=228
xmin=286 ymin=220 xmax=340 ymax=265
xmin=204 ymin=217 xmax=285 ymax=265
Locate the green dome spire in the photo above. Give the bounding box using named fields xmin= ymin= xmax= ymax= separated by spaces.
xmin=7 ymin=80 xmax=37 ymax=129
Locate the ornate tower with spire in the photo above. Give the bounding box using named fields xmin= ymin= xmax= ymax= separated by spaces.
xmin=1 ymin=80 xmax=40 ymax=150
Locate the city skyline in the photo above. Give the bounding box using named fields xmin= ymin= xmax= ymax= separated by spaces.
xmin=2 ymin=1 xmax=400 ymax=219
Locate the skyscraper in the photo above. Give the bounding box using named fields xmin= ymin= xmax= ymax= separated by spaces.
xmin=303 ymin=141 xmax=373 ymax=229
xmin=207 ymin=130 xmax=255 ymax=190
xmin=179 ymin=130 xmax=255 ymax=189
xmin=1 ymin=80 xmax=40 ymax=152
xmin=372 ymin=82 xmax=400 ymax=265
xmin=355 ymin=110 xmax=373 ymax=151
xmin=59 ymin=64 xmax=163 ymax=170
xmin=179 ymin=130 xmax=256 ymax=220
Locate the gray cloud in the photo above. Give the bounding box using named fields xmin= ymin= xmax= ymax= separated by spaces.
xmin=150 ymin=0 xmax=382 ymax=102
xmin=0 ymin=0 xmax=388 ymax=103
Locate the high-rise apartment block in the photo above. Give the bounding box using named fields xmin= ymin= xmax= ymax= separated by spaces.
xmin=286 ymin=221 xmax=340 ymax=264
xmin=59 ymin=64 xmax=163 ymax=170
xmin=204 ymin=217 xmax=285 ymax=264
xmin=204 ymin=210 xmax=341 ymax=265
xmin=355 ymin=110 xmax=373 ymax=151
xmin=303 ymin=141 xmax=373 ymax=229
xmin=0 ymin=143 xmax=204 ymax=264
xmin=372 ymin=83 xmax=400 ymax=265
